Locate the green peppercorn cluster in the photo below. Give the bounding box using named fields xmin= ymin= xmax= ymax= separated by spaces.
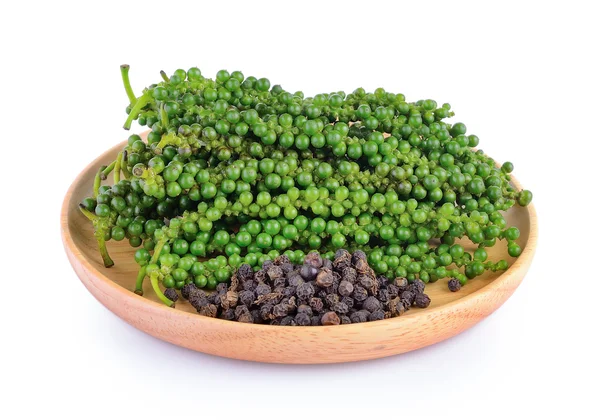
xmin=81 ymin=65 xmax=533 ymax=306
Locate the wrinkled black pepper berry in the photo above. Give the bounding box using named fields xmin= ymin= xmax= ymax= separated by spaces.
xmin=300 ymin=264 xmax=318 ymax=281
xmin=288 ymin=273 xmax=304 ymax=287
xmin=304 ymin=251 xmax=323 ymax=269
xmin=321 ymin=311 xmax=340 ymax=326
xmin=255 ymin=283 xmax=272 ymax=297
xmin=448 ymin=278 xmax=461 ymax=292
xmin=220 ymin=308 xmax=235 ymax=320
xmin=338 ymin=280 xmax=354 ymax=297
xmin=409 ymin=279 xmax=426 ymax=294
xmin=341 ymin=296 xmax=355 ymax=309
xmin=352 ymin=286 xmax=368 ymax=302
xmin=296 ymin=282 xmax=315 ymax=300
xmin=340 ymin=315 xmax=352 ymax=325
xmin=401 ymin=290 xmax=416 ymax=304
xmin=309 ymin=297 xmax=324 ymax=312
xmin=274 ymin=255 xmax=290 ymax=266
xmin=262 ymin=260 xmax=274 ymax=271
xmin=164 ymin=288 xmax=179 ymax=302
xmin=333 ymin=302 xmax=349 ymax=314
xmin=311 ymin=315 xmax=321 ymax=326
xmin=254 ymin=269 xmax=267 ymax=283
xmin=297 ymin=304 xmax=313 ymax=316
xmin=362 ymin=296 xmax=382 ymax=312
xmin=368 ymin=310 xmax=385 ymax=321
xmin=235 ymin=305 xmax=253 ymax=323
xmin=239 ymin=290 xmax=255 ymax=307
xmin=280 ymin=263 xmax=294 ymax=274
xmin=267 ymin=265 xmax=284 ymax=281
xmin=414 ymin=293 xmax=431 ymax=308
xmin=322 ymin=259 xmax=333 ymax=270
xmin=350 ymin=310 xmax=369 ymax=323
xmin=394 ymin=277 xmax=409 ymax=291
xmin=295 ymin=313 xmax=311 ymax=326
xmin=280 ymin=316 xmax=296 ymax=326
xmin=237 ymin=264 xmax=254 ymax=281
xmin=316 ymin=268 xmax=334 ymax=287
xmin=181 ymin=283 xmax=197 ymax=300
xmin=352 ymin=250 xmax=367 ymax=264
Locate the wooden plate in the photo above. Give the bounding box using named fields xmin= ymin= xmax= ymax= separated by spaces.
xmin=61 ymin=139 xmax=538 ymax=364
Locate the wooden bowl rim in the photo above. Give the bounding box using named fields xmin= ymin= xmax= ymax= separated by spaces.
xmin=61 ymin=140 xmax=538 ymax=332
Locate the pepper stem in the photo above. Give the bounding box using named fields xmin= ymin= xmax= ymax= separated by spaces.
xmin=114 ymin=152 xmax=123 ymax=184
xmin=101 ymin=161 xmax=116 ymax=180
xmin=78 ymin=205 xmax=113 ymax=267
xmin=121 ymin=150 xmax=131 ymax=179
xmin=120 ymin=64 xmax=137 ymax=104
xmin=160 ymin=103 xmax=169 ymax=128
xmin=123 ymin=92 xmax=150 ymax=130
xmin=134 ymin=266 xmax=146 ymax=295
xmin=160 ymin=70 xmax=169 ymax=83
xmin=150 ymin=272 xmax=174 ymax=307
xmin=78 ymin=204 xmax=97 ymax=221
xmin=97 ymin=234 xmax=114 ymax=268
xmin=93 ymin=165 xmax=107 ymax=198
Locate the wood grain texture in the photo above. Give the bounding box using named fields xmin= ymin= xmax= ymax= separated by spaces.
xmin=61 ymin=138 xmax=538 ymax=364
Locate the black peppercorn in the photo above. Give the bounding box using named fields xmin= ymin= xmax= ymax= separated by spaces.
xmin=338 ymin=280 xmax=354 ymax=297
xmin=325 ymin=293 xmax=340 ymax=307
xmin=260 ymin=304 xmax=274 ymax=320
xmin=279 ymin=263 xmax=294 ymax=275
xmin=198 ymin=304 xmax=218 ymax=318
xmin=414 ymin=293 xmax=431 ymax=308
xmin=352 ymin=286 xmax=368 ymax=302
xmin=362 ymin=296 xmax=381 ymax=312
xmin=321 ymin=258 xmax=333 ymax=270
xmin=311 ymin=315 xmax=321 ymax=326
xmin=296 ymin=282 xmax=315 ymax=300
xmin=234 ymin=305 xmax=253 ymax=323
xmin=448 ymin=278 xmax=461 ymax=292
xmin=267 ymin=265 xmax=284 ymax=281
xmin=350 ymin=310 xmax=369 ymax=323
xmin=262 ymin=260 xmax=274 ymax=271
xmin=393 ymin=277 xmax=409 ymax=291
xmin=297 ymin=304 xmax=313 ymax=316
xmin=280 ymin=316 xmax=296 ymax=326
xmin=304 ymin=251 xmax=323 ymax=269
xmin=164 ymin=288 xmax=179 ymax=302
xmin=341 ymin=267 xmax=357 ymax=283
xmin=315 ymin=268 xmax=334 ymax=287
xmin=341 ymin=296 xmax=355 ymax=309
xmin=309 ymin=297 xmax=324 ymax=312
xmin=236 ymin=264 xmax=254 ymax=281
xmin=288 ymin=273 xmax=304 ymax=287
xmin=274 ymin=255 xmax=291 ymax=266
xmin=408 ymin=279 xmax=426 ymax=294
xmin=273 ymin=303 xmax=289 ymax=318
xmin=254 ymin=269 xmax=267 ymax=283
xmin=220 ymin=308 xmax=236 ymax=320
xmin=351 ymin=250 xmax=367 ymax=265
xmin=333 ymin=302 xmax=349 ymax=314
xmin=295 ymin=313 xmax=311 ymax=326
xmin=401 ymin=290 xmax=416 ymax=305
xmin=255 ymin=283 xmax=272 ymax=297
xmin=220 ymin=291 xmax=239 ymax=310
xmin=340 ymin=315 xmax=352 ymax=325
xmin=181 ymin=283 xmax=197 ymax=300
xmin=321 ymin=311 xmax=341 ymax=326
xmin=368 ymin=310 xmax=385 ymax=321
xmin=300 ymin=264 xmax=318 ymax=281
xmin=238 ymin=290 xmax=254 ymax=307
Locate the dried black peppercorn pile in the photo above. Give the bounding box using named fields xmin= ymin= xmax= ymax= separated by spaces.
xmin=170 ymin=249 xmax=431 ymax=325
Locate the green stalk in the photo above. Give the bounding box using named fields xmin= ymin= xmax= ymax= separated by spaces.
xmin=159 ymin=70 xmax=169 ymax=82
xmin=160 ymin=103 xmax=169 ymax=127
xmin=135 ymin=236 xmax=167 ymax=296
xmin=78 ymin=205 xmax=114 ymax=268
xmin=123 ymin=92 xmax=150 ymax=130
xmin=100 ymin=161 xmax=116 ymax=180
xmin=151 ymin=272 xmax=174 ymax=307
xmin=93 ymin=165 xmax=107 ymax=198
xmin=114 ymin=152 xmax=122 ymax=184
xmin=96 ymin=234 xmax=114 ymax=268
xmin=120 ymin=64 xmax=137 ymax=104
xmin=134 ymin=266 xmax=146 ymax=295
xmin=121 ymin=150 xmax=131 ymax=179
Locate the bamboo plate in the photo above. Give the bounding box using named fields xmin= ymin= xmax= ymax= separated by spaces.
xmin=61 ymin=139 xmax=538 ymax=364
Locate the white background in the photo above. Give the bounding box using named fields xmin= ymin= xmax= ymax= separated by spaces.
xmin=1 ymin=1 xmax=599 ymax=418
